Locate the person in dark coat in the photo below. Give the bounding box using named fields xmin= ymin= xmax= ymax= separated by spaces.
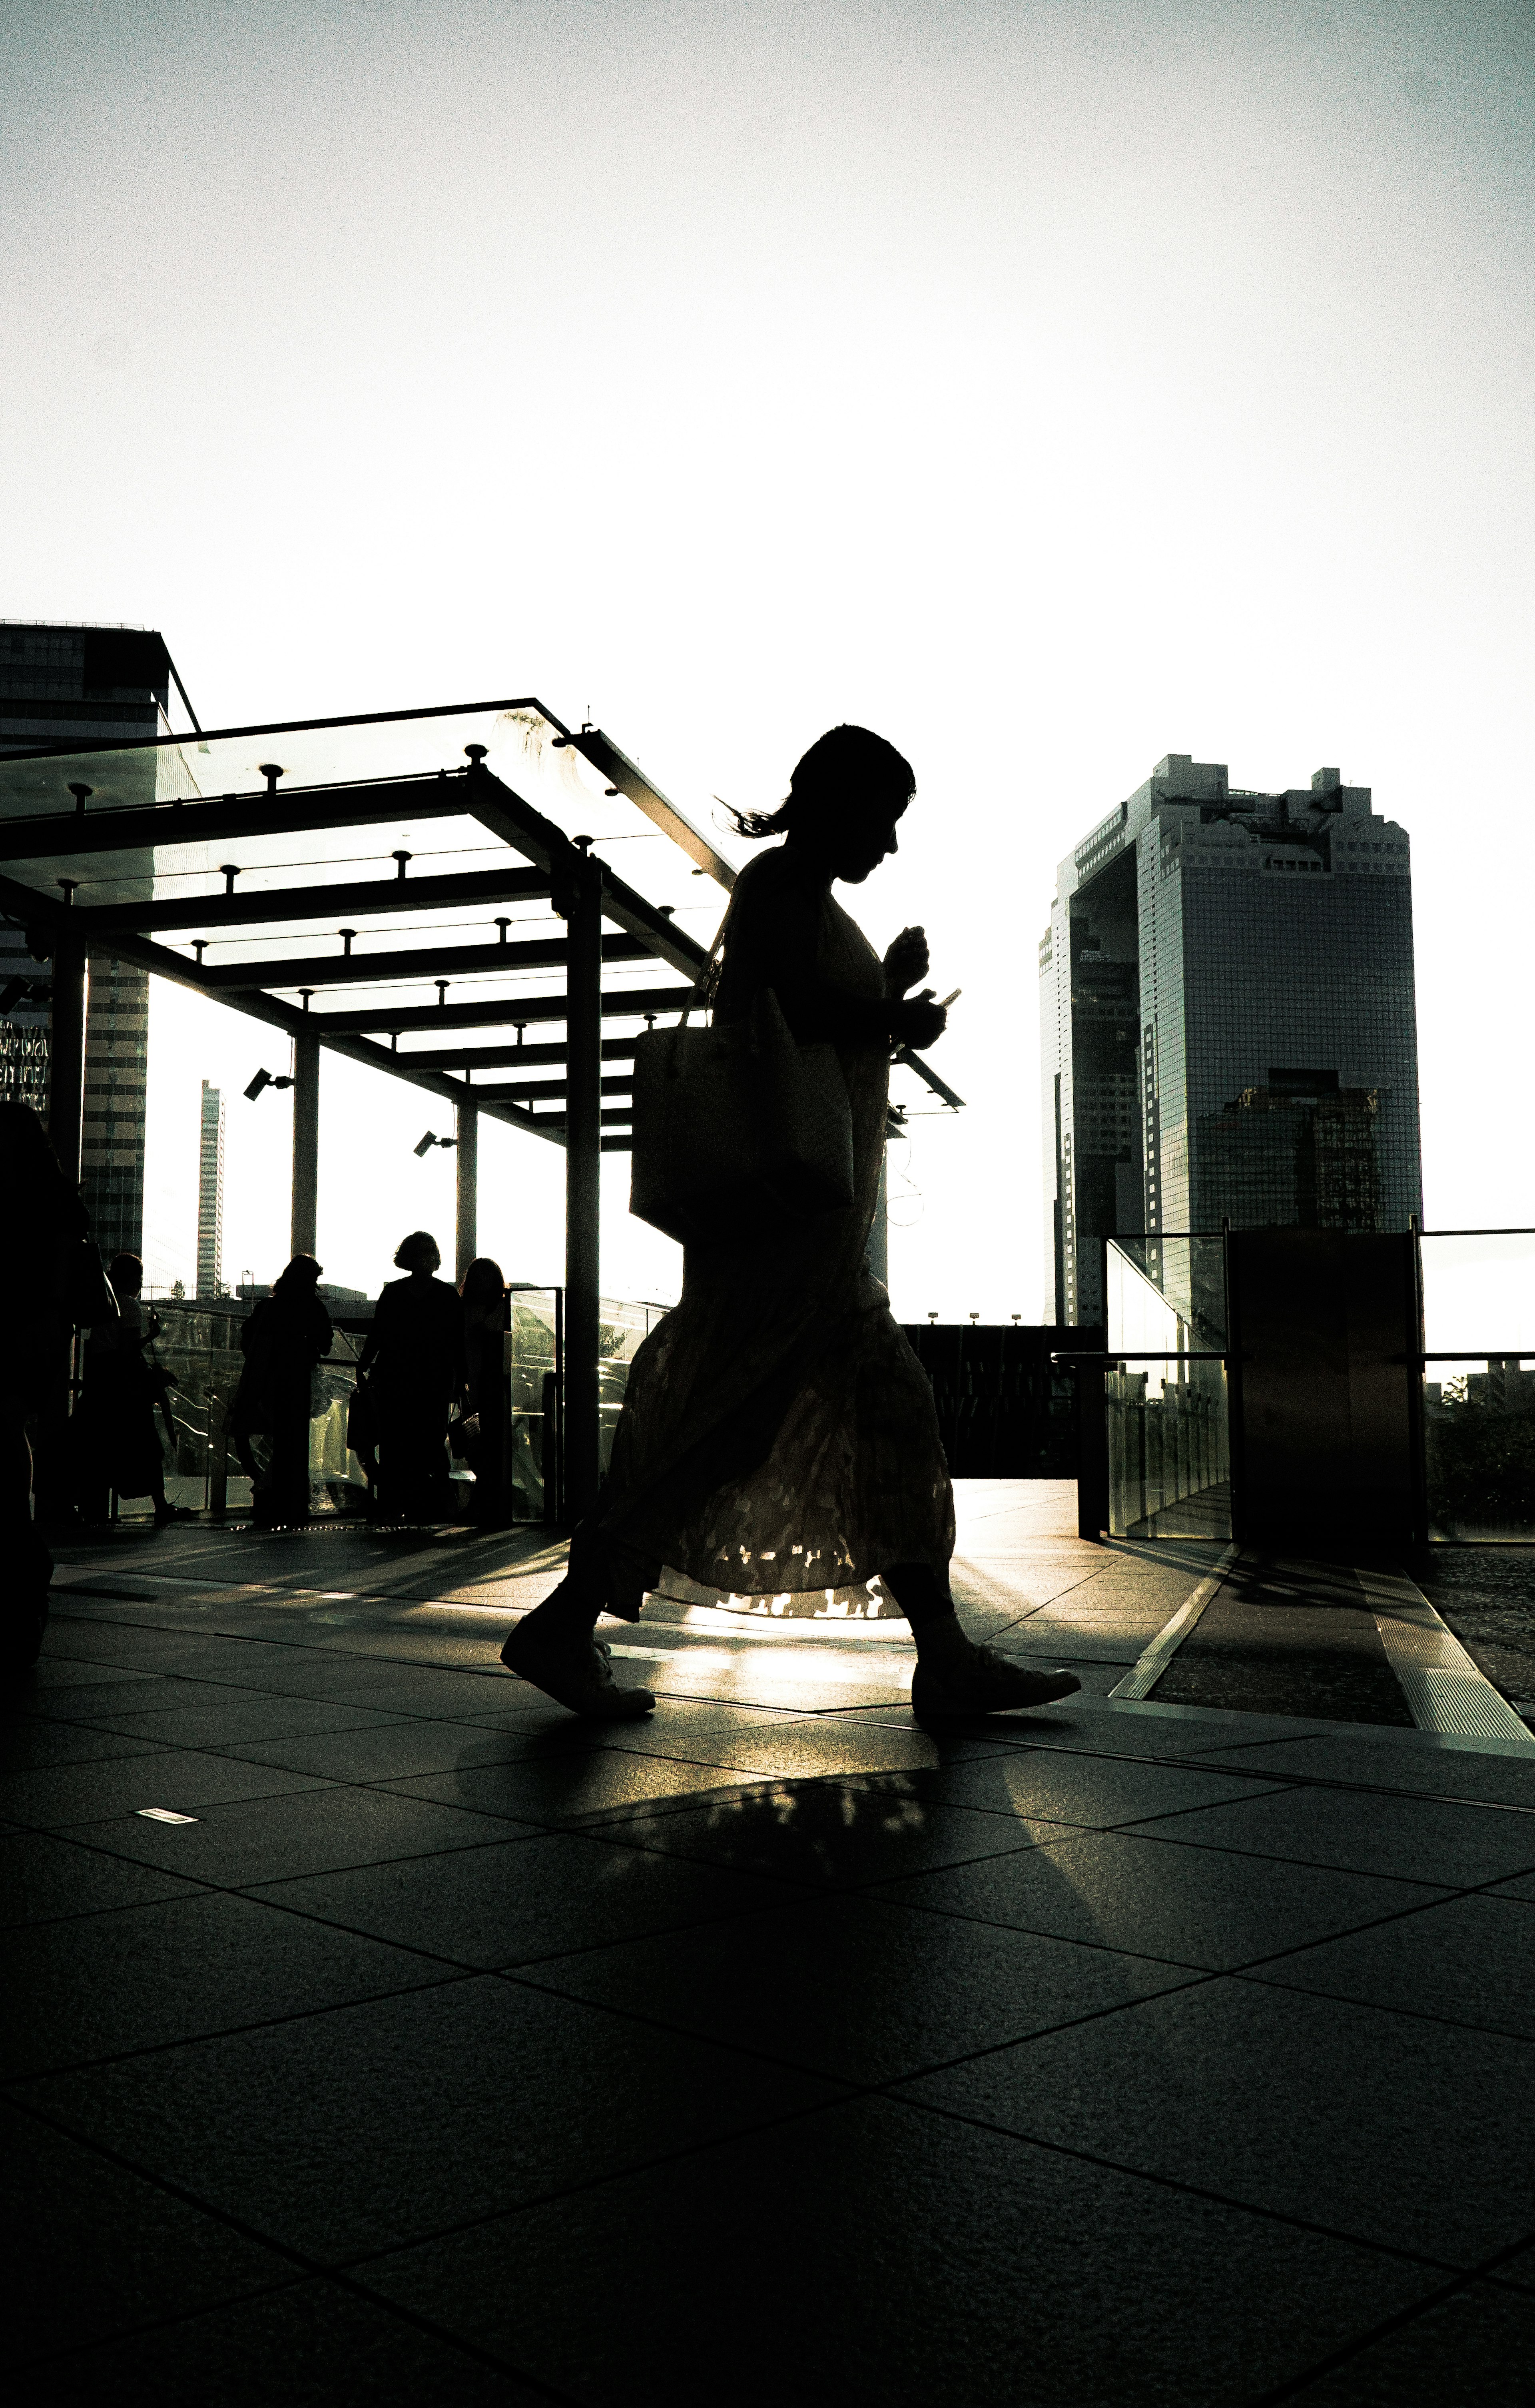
xmin=230 ymin=1256 xmax=332 ymax=1527
xmin=458 ymin=1256 xmax=508 ymax=1526
xmin=358 ymin=1232 xmax=465 ymax=1522
xmin=77 ymin=1253 xmax=182 ymax=1526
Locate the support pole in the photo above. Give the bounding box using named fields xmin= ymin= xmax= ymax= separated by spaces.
xmin=562 ymin=851 xmax=603 ymax=1524
xmin=455 ymin=1098 xmax=479 ymax=1281
xmin=291 ymin=1031 xmax=319 ymax=1260
xmin=47 ymin=908 xmax=88 ymax=1186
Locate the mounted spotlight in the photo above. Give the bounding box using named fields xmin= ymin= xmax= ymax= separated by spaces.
xmin=244 ymin=1067 xmax=294 ymax=1101
xmin=414 ymin=1130 xmax=458 ymax=1157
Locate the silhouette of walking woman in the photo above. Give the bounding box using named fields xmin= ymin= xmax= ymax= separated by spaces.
xmin=502 ymin=724 xmax=1081 ymax=1719
xmin=358 ymin=1232 xmax=465 ymax=1522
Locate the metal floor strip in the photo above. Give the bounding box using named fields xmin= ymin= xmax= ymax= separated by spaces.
xmin=1356 ymin=1566 xmax=1535 ymax=1748
xmin=1107 ymin=1544 xmax=1240 ymax=1700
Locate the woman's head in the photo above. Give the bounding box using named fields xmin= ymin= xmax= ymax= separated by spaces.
xmin=726 ymin=725 xmax=915 ymax=883
xmin=459 ymin=1256 xmax=505 ymax=1310
xmin=109 ymin=1251 xmax=144 ymax=1298
xmin=394 ymin=1231 xmax=441 ymax=1275
xmin=274 ymin=1255 xmax=323 ymax=1298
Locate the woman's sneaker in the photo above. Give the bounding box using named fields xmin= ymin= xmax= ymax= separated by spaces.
xmin=500 ymin=1610 xmax=656 ymax=1719
xmin=912 ymin=1643 xmax=1081 ymax=1720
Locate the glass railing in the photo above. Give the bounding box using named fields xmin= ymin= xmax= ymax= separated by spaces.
xmin=1103 ymin=1236 xmax=1231 ymax=1540
xmin=126 ymin=1299 xmax=369 ymax=1519
xmin=1420 ymin=1230 xmax=1535 ymax=1541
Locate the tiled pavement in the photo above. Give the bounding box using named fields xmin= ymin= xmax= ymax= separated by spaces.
xmin=8 ymin=1486 xmax=1535 ymax=2403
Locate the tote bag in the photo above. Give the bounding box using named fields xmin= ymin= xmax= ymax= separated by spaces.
xmin=630 ymin=977 xmax=855 ymax=1245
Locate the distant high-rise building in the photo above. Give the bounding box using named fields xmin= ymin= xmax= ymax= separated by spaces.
xmin=196 ymin=1082 xmax=225 ymax=1298
xmin=0 ymin=623 xmax=193 ymax=1250
xmin=1040 ymin=754 xmax=1422 ymax=1325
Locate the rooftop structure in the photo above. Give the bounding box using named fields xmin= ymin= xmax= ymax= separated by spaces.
xmin=1041 ymin=754 xmax=1423 ymax=1325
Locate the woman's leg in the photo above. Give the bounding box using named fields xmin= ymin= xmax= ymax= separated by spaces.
xmin=881 ymin=1560 xmax=1082 ymax=1716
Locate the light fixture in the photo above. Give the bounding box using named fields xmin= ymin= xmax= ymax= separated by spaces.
xmin=414 ymin=1130 xmax=457 ymax=1157
xmin=245 ymin=1067 xmax=294 ymax=1101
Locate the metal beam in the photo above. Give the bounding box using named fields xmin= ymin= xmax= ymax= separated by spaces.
xmin=0 ymin=772 xmax=476 ymax=866
xmin=192 ymin=931 xmax=649 ymax=992
xmin=464 ymin=762 xmax=713 ymax=982
xmin=896 ymin=1045 xmax=966 ymax=1110
xmin=75 ymin=866 xmax=551 ymax=937
xmin=0 ymin=870 xmax=567 ymax=1152
xmin=313 ymin=985 xmax=694 ymax=1035
xmin=566 ymin=728 xmax=736 ymax=890
xmin=467 ymin=1076 xmax=633 ymax=1103
xmin=400 ymin=1037 xmax=640 ymax=1072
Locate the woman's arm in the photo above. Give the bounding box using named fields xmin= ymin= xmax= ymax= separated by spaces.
xmin=722 ymin=860 xmax=943 ymax=1048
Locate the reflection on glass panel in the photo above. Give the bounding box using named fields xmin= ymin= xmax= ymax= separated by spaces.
xmin=1110 ymin=1233 xmax=1226 ymax=1351
xmin=1419 ymin=1231 xmax=1535 ymax=1358
xmin=504 ymin=1289 xmax=669 ymax=1520
xmin=1104 ymin=1237 xmax=1231 ymax=1541
xmin=1424 ymin=1355 xmax=1535 ymax=1542
xmin=144 ymin=1301 xmax=369 ymax=1520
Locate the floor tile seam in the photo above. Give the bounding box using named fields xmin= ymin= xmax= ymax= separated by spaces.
xmin=5 ymin=1964 xmax=484 ymax=2087
xmin=359 ymin=1774 xmax=783 ymax=1833
xmin=881 ymin=2088 xmax=1476 ymax=2276
xmin=1228 ymin=1963 xmax=1535 ymax=2052
xmin=1005 ymin=1733 xmax=1535 ymax=1815
xmin=854 ymin=1879 xmax=1460 ymax=1977
xmin=234 ymin=1862 xmax=823 ymax=1976
xmin=0 ymin=1879 xmax=220 ymax=1937
xmin=901 ymin=1782 xmax=1297 ymax=1834
xmin=20 ymin=1815 xmax=528 ymax=1895
xmin=498 ymin=1950 xmax=1222 ymax=2089
xmin=1126 ymin=1820 xmax=1535 ymax=1887
xmin=2 ymin=2091 xmax=580 ymax=2402
xmin=334 ymin=2095 xmax=866 ymax=2280
xmin=2 ymin=1773 xmax=343 ymax=1837
xmin=570 ymin=1819 xmax=1061 ymax=1890
xmin=1248 ymin=2238 xmax=1535 ymax=2407
xmin=489 ymin=1957 xmax=881 ymax=2082
xmin=14 ymin=2274 xmax=312 ymax=2376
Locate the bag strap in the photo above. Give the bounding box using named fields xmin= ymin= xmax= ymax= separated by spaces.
xmin=680 ymin=897 xmax=734 ymax=1027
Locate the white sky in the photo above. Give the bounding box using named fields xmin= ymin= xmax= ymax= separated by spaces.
xmin=4 ymin=0 xmax=1532 ymax=1315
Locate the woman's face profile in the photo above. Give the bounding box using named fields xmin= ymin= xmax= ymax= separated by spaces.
xmin=832 ymin=798 xmax=905 ymax=884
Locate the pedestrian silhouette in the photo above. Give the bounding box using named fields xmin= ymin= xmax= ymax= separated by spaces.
xmin=502 ymin=725 xmax=1082 ymax=1718
xmin=77 ymin=1252 xmax=185 ymax=1528
xmin=457 ymin=1256 xmax=508 ymax=1526
xmin=230 ymin=1256 xmax=332 ymax=1527
xmin=358 ymin=1232 xmax=466 ymax=1522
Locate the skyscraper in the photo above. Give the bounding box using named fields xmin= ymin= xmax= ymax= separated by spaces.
xmin=196 ymin=1081 xmax=225 ymax=1298
xmin=1040 ymin=754 xmax=1422 ymax=1325
xmin=0 ymin=623 xmax=192 ymax=1253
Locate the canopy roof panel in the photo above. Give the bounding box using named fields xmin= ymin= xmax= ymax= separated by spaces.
xmin=0 ymin=697 xmax=960 ymax=1146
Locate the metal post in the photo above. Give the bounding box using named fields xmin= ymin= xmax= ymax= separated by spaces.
xmin=455 ymin=1097 xmax=479 ymax=1281
xmin=291 ymin=1032 xmax=319 ymax=1259
xmin=47 ymin=902 xmax=88 ymax=1185
xmin=563 ymin=850 xmax=603 ymax=1523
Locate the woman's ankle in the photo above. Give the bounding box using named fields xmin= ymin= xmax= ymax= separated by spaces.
xmin=530 ymin=1574 xmax=604 ymax=1639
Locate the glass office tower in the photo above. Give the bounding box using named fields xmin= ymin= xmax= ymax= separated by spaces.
xmin=1040 ymin=754 xmax=1422 ymax=1325
xmin=0 ymin=622 xmax=185 ymax=1258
